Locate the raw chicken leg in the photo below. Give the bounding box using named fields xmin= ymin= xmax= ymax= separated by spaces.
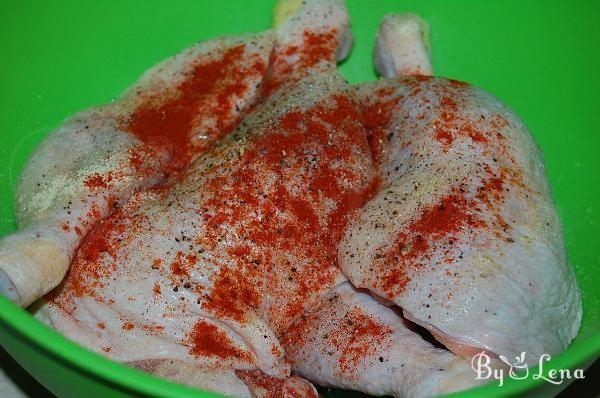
xmin=276 ymin=15 xmax=479 ymax=398
xmin=340 ymin=16 xmax=582 ymax=365
xmin=47 ymin=0 xmax=363 ymax=396
xmin=0 ymin=32 xmax=273 ymax=307
xmin=283 ymin=282 xmax=479 ymax=397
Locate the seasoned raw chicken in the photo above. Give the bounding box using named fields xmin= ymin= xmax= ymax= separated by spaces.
xmin=283 ymin=282 xmax=479 ymax=397
xmin=280 ymin=16 xmax=479 ymax=398
xmin=4 ymin=2 xmax=581 ymax=397
xmin=46 ymin=0 xmax=362 ymax=396
xmin=340 ymin=16 xmax=581 ymax=366
xmin=0 ymin=31 xmax=274 ymax=307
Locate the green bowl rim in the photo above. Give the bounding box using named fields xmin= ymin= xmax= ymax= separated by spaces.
xmin=1 ymin=295 xmax=598 ymax=397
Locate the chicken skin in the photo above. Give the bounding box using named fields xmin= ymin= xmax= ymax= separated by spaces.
xmin=0 ymin=31 xmax=273 ymax=307
xmin=46 ymin=0 xmax=363 ymax=396
xmin=278 ymin=15 xmax=482 ymax=398
xmin=340 ymin=17 xmax=581 ymax=366
xmin=1 ymin=3 xmax=581 ymax=397
xmin=282 ymin=281 xmax=480 ymax=397
xmin=282 ymin=14 xmax=580 ymax=397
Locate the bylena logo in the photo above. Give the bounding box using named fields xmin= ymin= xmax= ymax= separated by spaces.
xmin=470 ymin=351 xmax=585 ymax=387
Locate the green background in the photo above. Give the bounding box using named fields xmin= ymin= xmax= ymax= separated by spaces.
xmin=0 ymin=0 xmax=599 ymax=397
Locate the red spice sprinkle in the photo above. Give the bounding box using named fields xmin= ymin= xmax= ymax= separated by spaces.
xmin=411 ymin=194 xmax=483 ymax=238
xmin=261 ymin=29 xmax=338 ymax=97
xmin=169 ymin=251 xmax=197 ymax=277
xmin=187 ymin=320 xmax=250 ymax=360
xmin=447 ymin=78 xmax=470 ymax=87
xmin=61 ymin=221 xmax=71 ymax=232
xmin=235 ymin=370 xmax=318 ymax=398
xmin=435 ymin=127 xmax=454 ymax=146
xmin=470 ymin=131 xmax=487 ymax=143
xmin=152 ymin=283 xmax=161 ymax=296
xmin=202 ymin=268 xmax=261 ymax=322
xmin=236 ymin=371 xmax=285 ymax=398
xmin=409 ymin=87 xmax=421 ymax=97
xmin=199 ymin=93 xmax=377 ymax=332
xmin=97 ymin=322 xmax=106 ymax=330
xmin=122 ymin=322 xmax=135 ymax=331
xmin=477 ymin=174 xmax=509 ymax=231
xmin=128 ymin=150 xmax=145 ymax=172
xmin=84 ymin=173 xmax=112 ymax=190
xmin=126 ymin=44 xmax=265 ymax=177
xmin=379 ymin=192 xmax=485 ymax=295
xmin=414 ymin=75 xmax=434 ymax=82
xmin=481 ymin=177 xmax=504 ymax=199
xmin=332 ymin=308 xmax=392 ymax=375
xmin=361 ymin=88 xmax=402 ymax=167
xmin=58 ymin=207 xmax=127 ymax=302
xmin=381 ymin=233 xmax=428 ymax=294
xmin=463 ymin=122 xmax=488 ymax=143
xmin=142 ymin=324 xmax=165 ymax=333
xmin=432 ymin=90 xmax=490 ymax=148
xmin=86 ymin=203 xmax=102 ymax=222
xmin=76 ymin=220 xmax=121 ymax=266
xmin=300 ymin=30 xmax=338 ymax=68
xmin=440 ymin=96 xmax=458 ymax=110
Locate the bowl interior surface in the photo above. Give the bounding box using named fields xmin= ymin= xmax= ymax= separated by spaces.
xmin=0 ymin=0 xmax=599 ymax=397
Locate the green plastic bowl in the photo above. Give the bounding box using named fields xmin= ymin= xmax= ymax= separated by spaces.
xmin=1 ymin=1 xmax=599 ymax=397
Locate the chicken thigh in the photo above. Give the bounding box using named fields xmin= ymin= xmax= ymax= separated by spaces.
xmin=47 ymin=0 xmax=362 ymax=395
xmin=340 ymin=16 xmax=582 ymax=366
xmin=283 ymin=281 xmax=480 ymax=397
xmin=279 ymin=15 xmax=481 ymax=398
xmin=0 ymin=31 xmax=273 ymax=307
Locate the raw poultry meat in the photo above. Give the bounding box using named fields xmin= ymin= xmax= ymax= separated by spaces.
xmin=280 ymin=15 xmax=480 ymax=398
xmin=283 ymin=12 xmax=580 ymax=396
xmin=283 ymin=281 xmax=479 ymax=397
xmin=46 ymin=0 xmax=363 ymax=396
xmin=0 ymin=0 xmax=581 ymax=396
xmin=0 ymin=31 xmax=274 ymax=307
xmin=340 ymin=16 xmax=582 ymax=367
